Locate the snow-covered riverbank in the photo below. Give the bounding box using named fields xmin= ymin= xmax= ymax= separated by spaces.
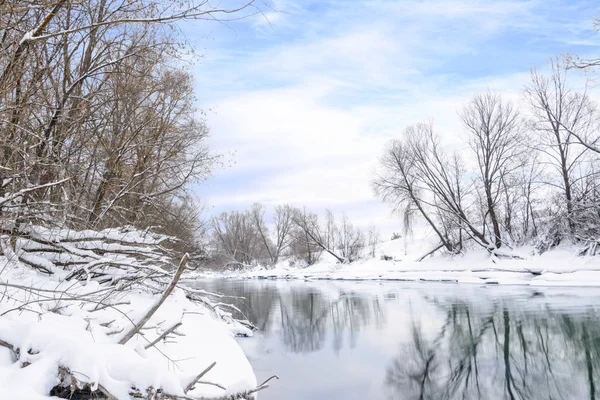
xmin=0 ymin=254 xmax=258 ymax=400
xmin=197 ymin=240 xmax=600 ymax=287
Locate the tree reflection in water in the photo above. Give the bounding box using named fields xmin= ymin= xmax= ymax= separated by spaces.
xmin=385 ymin=301 xmax=600 ymax=400
xmin=279 ymin=288 xmax=385 ymax=353
xmin=197 ymin=279 xmax=385 ymax=353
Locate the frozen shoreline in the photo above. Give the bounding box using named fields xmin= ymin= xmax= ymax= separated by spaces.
xmin=196 ymin=241 xmax=600 ymax=287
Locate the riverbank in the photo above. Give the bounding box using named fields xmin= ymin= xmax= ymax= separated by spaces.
xmin=0 ymin=255 xmax=258 ymax=400
xmin=196 ymin=240 xmax=600 ymax=287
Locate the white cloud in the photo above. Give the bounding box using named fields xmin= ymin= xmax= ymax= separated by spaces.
xmin=189 ymin=0 xmax=600 ymax=236
xmin=199 ymin=70 xmax=534 ymax=239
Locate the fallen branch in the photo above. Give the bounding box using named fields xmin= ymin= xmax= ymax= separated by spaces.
xmin=91 ymin=301 xmax=131 ymax=312
xmin=119 ymin=254 xmax=189 ymax=345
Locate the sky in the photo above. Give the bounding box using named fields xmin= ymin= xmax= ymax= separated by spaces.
xmin=181 ymin=0 xmax=600 ymax=238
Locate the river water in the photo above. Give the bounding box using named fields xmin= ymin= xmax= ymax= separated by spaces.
xmin=197 ymin=279 xmax=600 ymax=400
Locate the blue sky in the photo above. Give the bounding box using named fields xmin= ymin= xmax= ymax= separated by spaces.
xmin=181 ymin=0 xmax=600 ymax=236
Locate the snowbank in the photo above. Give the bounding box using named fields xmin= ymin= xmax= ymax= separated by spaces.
xmin=197 ymin=238 xmax=600 ymax=287
xmin=0 ymin=255 xmax=258 ymax=400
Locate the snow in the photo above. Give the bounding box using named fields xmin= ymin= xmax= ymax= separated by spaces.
xmin=198 ymin=236 xmax=600 ymax=287
xmin=18 ymin=31 xmax=34 ymax=46
xmin=0 ymin=253 xmax=258 ymax=400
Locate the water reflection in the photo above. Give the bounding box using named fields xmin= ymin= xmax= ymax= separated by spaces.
xmin=200 ymin=280 xmax=385 ymax=353
xmin=386 ymin=302 xmax=600 ymax=400
xmin=195 ymin=280 xmax=600 ymax=400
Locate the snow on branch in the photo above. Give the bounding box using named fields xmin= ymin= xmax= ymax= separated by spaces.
xmin=0 ymin=223 xmax=259 ymax=399
xmin=0 ymin=179 xmax=69 ymax=207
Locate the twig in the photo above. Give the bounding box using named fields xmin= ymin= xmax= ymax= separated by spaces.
xmin=232 ymin=375 xmax=280 ymax=397
xmin=252 ymin=374 xmax=280 ymax=393
xmin=91 ymin=301 xmax=131 ymax=312
xmin=144 ymin=322 xmax=182 ymax=350
xmin=184 ymin=361 xmax=217 ymax=393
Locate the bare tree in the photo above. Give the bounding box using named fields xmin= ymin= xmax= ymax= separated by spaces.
xmin=510 ymin=153 xmax=544 ymax=243
xmin=0 ymin=0 xmax=257 ymax=258
xmin=401 ymin=206 xmax=416 ymax=256
xmin=245 ymin=203 xmax=296 ymax=266
xmin=336 ymin=212 xmax=365 ymax=262
xmin=525 ymin=59 xmax=595 ymax=235
xmin=324 ymin=209 xmax=337 ymax=252
xmin=375 ymin=119 xmax=526 ymax=256
xmin=289 ymin=207 xmax=324 ymax=266
xmin=460 ymin=91 xmax=524 ymax=249
xmin=406 ymin=123 xmax=489 ymax=250
xmin=373 ymin=134 xmax=457 ymax=253
xmin=211 ymin=211 xmax=264 ymax=266
xmin=272 ymin=204 xmax=294 ymax=264
xmin=250 ymin=203 xmax=275 ymax=263
xmin=291 ymin=207 xmax=345 ymax=263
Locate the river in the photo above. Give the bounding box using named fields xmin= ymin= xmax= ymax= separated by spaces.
xmin=196 ymin=279 xmax=600 ymax=400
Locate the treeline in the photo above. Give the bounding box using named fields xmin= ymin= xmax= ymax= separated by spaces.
xmin=374 ymin=60 xmax=600 ymax=258
xmin=0 ymin=1 xmax=255 ymax=259
xmin=207 ymin=204 xmax=380 ymax=269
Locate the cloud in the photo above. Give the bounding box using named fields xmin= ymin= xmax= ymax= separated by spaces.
xmin=187 ymin=0 xmax=600 ymax=237
xmin=197 ymin=70 xmax=533 ymax=237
